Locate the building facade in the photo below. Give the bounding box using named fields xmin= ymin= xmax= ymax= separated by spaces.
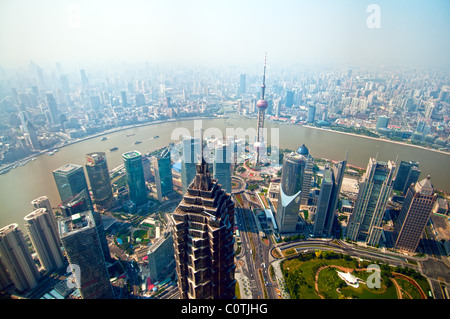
xmin=276 ymin=147 xmax=308 ymax=233
xmin=181 ymin=136 xmax=200 ymax=194
xmin=0 ymin=224 xmax=40 ymax=292
xmin=59 ymin=211 xmax=114 ymax=299
xmin=53 ymin=163 xmax=90 ymax=203
xmin=393 ymin=176 xmax=437 ymax=252
xmin=393 ymin=161 xmax=421 ymax=195
xmin=170 ymin=150 xmax=235 ymax=299
xmin=123 ymin=150 xmax=148 ymax=206
xmin=213 ymin=142 xmax=232 ymax=194
xmin=24 ymin=208 xmax=65 ymax=272
xmin=347 ymin=158 xmax=395 ymax=246
xmin=85 ymin=152 xmax=114 ymax=208
xmin=155 ymin=147 xmax=174 ymax=201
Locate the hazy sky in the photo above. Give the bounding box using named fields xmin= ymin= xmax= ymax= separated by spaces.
xmin=0 ymin=0 xmax=449 ymax=68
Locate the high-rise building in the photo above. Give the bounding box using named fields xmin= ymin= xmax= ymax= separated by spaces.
xmin=59 ymin=211 xmax=114 ymax=299
xmin=155 ymin=147 xmax=173 ymax=201
xmin=181 ymin=136 xmax=200 ymax=194
xmin=276 ymin=147 xmax=308 ymax=233
xmin=121 ymin=90 xmax=128 ymax=107
xmin=307 ymin=105 xmax=316 ymax=123
xmin=123 ymin=151 xmax=148 ymax=206
xmin=85 ymin=152 xmax=114 ymax=208
xmin=313 ymin=151 xmax=348 ymax=238
xmin=147 ymin=231 xmax=174 ymax=283
xmin=213 ymin=141 xmax=232 ymax=193
xmin=24 ymin=208 xmax=64 ymax=272
xmin=393 ymin=161 xmax=421 ymax=195
xmin=170 ymin=133 xmax=236 ymax=299
xmin=53 ymin=163 xmax=90 ymax=204
xmin=80 ymin=69 xmax=89 ymax=87
xmin=347 ymin=158 xmax=395 ymax=246
xmin=393 ymin=176 xmax=437 ymax=253
xmin=0 ymin=224 xmax=41 ymax=292
xmin=376 ymin=116 xmax=390 ymax=130
xmin=299 ymin=145 xmax=313 ymax=206
xmin=284 ymin=90 xmax=294 ymax=107
xmin=313 ymin=166 xmax=335 ymax=237
xmin=59 ymin=190 xmax=111 ymax=262
xmin=31 ymin=196 xmax=58 ymax=242
xmin=238 ymin=74 xmax=246 ymax=94
xmin=46 ymin=93 xmax=59 ymax=125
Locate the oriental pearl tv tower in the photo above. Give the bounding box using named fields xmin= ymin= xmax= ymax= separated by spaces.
xmin=254 ymin=53 xmax=268 ymax=166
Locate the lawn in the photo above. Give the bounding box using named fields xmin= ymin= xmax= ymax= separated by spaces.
xmin=281 ymin=251 xmax=400 ymax=299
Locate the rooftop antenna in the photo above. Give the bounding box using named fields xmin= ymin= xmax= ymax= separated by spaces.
xmin=261 ymin=52 xmax=267 ymax=100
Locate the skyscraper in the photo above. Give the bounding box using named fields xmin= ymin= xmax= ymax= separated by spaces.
xmin=313 ymin=151 xmax=348 ymax=238
xmin=155 ymin=147 xmax=174 ymax=201
xmin=393 ymin=161 xmax=421 ymax=195
xmin=393 ymin=176 xmax=437 ymax=253
xmin=276 ymin=147 xmax=308 ymax=233
xmin=307 ymin=105 xmax=316 ymax=123
xmin=254 ymin=54 xmax=268 ymax=165
xmin=376 ymin=115 xmax=390 ymax=130
xmin=123 ymin=150 xmax=148 ymax=206
xmin=85 ymin=152 xmax=114 ymax=208
xmin=313 ymin=166 xmax=335 ymax=237
xmin=24 ymin=208 xmax=64 ymax=272
xmin=181 ymin=136 xmax=200 ymax=194
xmin=31 ymin=196 xmax=58 ymax=242
xmin=170 ymin=132 xmax=236 ymax=299
xmin=59 ymin=190 xmax=111 ymax=262
xmin=59 ymin=211 xmax=114 ymax=299
xmin=46 ymin=93 xmax=59 ymax=125
xmin=299 ymin=145 xmax=313 ymax=206
xmin=53 ymin=163 xmax=90 ymax=204
xmin=347 ymin=158 xmax=395 ymax=246
xmin=0 ymin=224 xmax=40 ymax=292
xmin=213 ymin=141 xmax=232 ymax=194
xmin=238 ymin=74 xmax=246 ymax=94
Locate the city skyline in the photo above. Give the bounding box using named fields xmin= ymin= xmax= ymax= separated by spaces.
xmin=0 ymin=0 xmax=449 ymax=302
xmin=0 ymin=1 xmax=449 ymax=69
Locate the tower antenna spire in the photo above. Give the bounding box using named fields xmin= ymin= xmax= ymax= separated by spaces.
xmin=261 ymin=52 xmax=267 ymax=100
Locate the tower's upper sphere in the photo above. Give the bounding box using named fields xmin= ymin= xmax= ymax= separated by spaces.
xmin=256 ymin=99 xmax=268 ymax=110
xmin=296 ymin=144 xmax=309 ymax=156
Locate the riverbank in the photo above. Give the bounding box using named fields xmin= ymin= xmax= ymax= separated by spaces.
xmin=0 ymin=115 xmax=218 ymax=174
xmin=303 ymin=124 xmax=450 ymax=156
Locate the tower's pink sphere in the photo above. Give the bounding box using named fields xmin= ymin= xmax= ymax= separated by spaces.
xmin=257 ymin=99 xmax=268 ymax=110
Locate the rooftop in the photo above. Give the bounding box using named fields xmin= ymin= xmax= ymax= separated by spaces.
xmin=123 ymin=150 xmax=141 ymax=159
xmin=54 ymin=163 xmax=82 ymax=174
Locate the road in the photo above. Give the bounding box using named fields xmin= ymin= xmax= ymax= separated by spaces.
xmin=234 ymin=193 xmax=278 ymax=299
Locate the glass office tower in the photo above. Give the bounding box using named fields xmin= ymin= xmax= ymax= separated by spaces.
xmin=85 ymin=152 xmax=114 ymax=208
xmin=123 ymin=151 xmax=148 ymax=206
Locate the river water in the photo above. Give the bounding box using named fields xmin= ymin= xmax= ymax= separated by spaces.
xmin=1 ymin=115 xmax=449 ymax=231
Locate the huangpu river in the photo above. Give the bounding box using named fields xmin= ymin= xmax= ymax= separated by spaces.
xmin=1 ymin=115 xmax=449 ymax=231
